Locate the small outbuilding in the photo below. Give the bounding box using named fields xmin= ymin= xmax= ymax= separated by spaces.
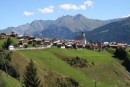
xmin=8 ymin=45 xmax=14 ymax=50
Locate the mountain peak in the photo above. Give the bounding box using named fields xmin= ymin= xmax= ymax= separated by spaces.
xmin=75 ymin=14 xmax=83 ymax=17
xmin=73 ymin=14 xmax=87 ymax=20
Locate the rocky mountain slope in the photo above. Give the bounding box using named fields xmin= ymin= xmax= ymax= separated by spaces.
xmin=0 ymin=14 xmax=113 ymax=38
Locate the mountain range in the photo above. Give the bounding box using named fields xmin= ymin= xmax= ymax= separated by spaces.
xmin=0 ymin=14 xmax=115 ymax=37
xmin=1 ymin=14 xmax=130 ymax=43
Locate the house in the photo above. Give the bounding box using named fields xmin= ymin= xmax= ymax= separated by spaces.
xmin=18 ymin=39 xmax=28 ymax=47
xmin=103 ymin=42 xmax=109 ymax=46
xmin=53 ymin=40 xmax=60 ymax=46
xmin=90 ymin=43 xmax=98 ymax=50
xmin=0 ymin=33 xmax=7 ymax=39
xmin=8 ymin=45 xmax=14 ymax=50
xmin=17 ymin=35 xmax=24 ymax=39
xmin=65 ymin=44 xmax=73 ymax=48
xmin=44 ymin=38 xmax=52 ymax=45
xmin=34 ymin=38 xmax=44 ymax=45
xmin=61 ymin=45 xmax=65 ymax=49
xmin=10 ymin=32 xmax=17 ymax=37
xmin=23 ymin=35 xmax=35 ymax=40
xmin=56 ymin=42 xmax=66 ymax=49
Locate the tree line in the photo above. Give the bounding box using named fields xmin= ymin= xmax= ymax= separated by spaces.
xmin=114 ymin=47 xmax=130 ymax=72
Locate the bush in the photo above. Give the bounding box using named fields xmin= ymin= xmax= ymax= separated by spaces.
xmin=114 ymin=47 xmax=130 ymax=73
xmin=0 ymin=51 xmax=20 ymax=79
xmin=64 ymin=56 xmax=92 ymax=68
xmin=2 ymin=37 xmax=13 ymax=50
xmin=45 ymin=71 xmax=81 ymax=87
xmin=114 ymin=47 xmax=128 ymax=60
xmin=24 ymin=45 xmax=28 ymax=48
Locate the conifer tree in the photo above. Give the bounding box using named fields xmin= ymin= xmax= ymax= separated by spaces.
xmin=22 ymin=59 xmax=42 ymax=87
xmin=2 ymin=37 xmax=13 ymax=49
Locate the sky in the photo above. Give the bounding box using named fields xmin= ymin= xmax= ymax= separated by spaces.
xmin=0 ymin=0 xmax=130 ymax=29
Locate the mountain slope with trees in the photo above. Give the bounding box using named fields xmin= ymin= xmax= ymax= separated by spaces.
xmin=86 ymin=17 xmax=130 ymax=43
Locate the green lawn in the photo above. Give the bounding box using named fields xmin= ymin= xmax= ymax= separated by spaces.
xmin=15 ymin=48 xmax=130 ymax=87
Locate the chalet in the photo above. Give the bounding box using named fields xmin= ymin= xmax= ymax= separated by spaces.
xmin=34 ymin=38 xmax=44 ymax=45
xmin=23 ymin=35 xmax=35 ymax=40
xmin=90 ymin=43 xmax=98 ymax=50
xmin=103 ymin=42 xmax=109 ymax=46
xmin=61 ymin=45 xmax=65 ymax=49
xmin=0 ymin=33 xmax=7 ymax=39
xmin=66 ymin=44 xmax=73 ymax=48
xmin=117 ymin=43 xmax=127 ymax=47
xmin=53 ymin=40 xmax=60 ymax=46
xmin=17 ymin=35 xmax=24 ymax=39
xmin=52 ymin=38 xmax=58 ymax=42
xmin=18 ymin=39 xmax=28 ymax=47
xmin=44 ymin=39 xmax=52 ymax=45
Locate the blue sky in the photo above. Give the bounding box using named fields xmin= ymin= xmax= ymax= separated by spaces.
xmin=0 ymin=0 xmax=130 ymax=29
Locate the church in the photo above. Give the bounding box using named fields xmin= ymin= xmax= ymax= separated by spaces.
xmin=80 ymin=31 xmax=87 ymax=45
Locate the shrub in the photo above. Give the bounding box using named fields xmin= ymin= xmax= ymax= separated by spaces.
xmin=64 ymin=56 xmax=92 ymax=68
xmin=114 ymin=47 xmax=128 ymax=60
xmin=0 ymin=51 xmax=20 ymax=79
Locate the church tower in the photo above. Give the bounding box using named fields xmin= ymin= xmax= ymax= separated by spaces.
xmin=80 ymin=31 xmax=87 ymax=45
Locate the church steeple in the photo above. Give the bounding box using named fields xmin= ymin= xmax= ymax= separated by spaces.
xmin=82 ymin=31 xmax=85 ymax=37
xmin=81 ymin=31 xmax=87 ymax=45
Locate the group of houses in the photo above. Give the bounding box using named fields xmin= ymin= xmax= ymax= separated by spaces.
xmin=52 ymin=32 xmax=128 ymax=51
xmin=0 ymin=32 xmax=128 ymax=50
xmin=0 ymin=32 xmax=17 ymax=39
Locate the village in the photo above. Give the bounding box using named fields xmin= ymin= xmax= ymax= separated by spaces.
xmin=0 ymin=32 xmax=129 ymax=51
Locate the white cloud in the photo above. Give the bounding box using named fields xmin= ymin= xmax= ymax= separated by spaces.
xmin=84 ymin=0 xmax=93 ymax=7
xmin=123 ymin=14 xmax=130 ymax=18
xmin=59 ymin=4 xmax=80 ymax=10
xmin=38 ymin=6 xmax=54 ymax=14
xmin=79 ymin=5 xmax=87 ymax=10
xmin=59 ymin=0 xmax=93 ymax=10
xmin=23 ymin=11 xmax=34 ymax=16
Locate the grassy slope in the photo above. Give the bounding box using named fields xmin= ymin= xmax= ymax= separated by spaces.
xmin=12 ymin=48 xmax=130 ymax=87
xmin=0 ymin=70 xmax=22 ymax=87
xmin=0 ymin=38 xmax=21 ymax=87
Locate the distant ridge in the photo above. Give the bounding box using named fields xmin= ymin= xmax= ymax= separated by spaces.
xmin=86 ymin=17 xmax=130 ymax=43
xmin=0 ymin=14 xmax=115 ymax=39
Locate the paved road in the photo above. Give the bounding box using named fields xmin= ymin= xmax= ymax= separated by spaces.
xmin=13 ymin=46 xmax=51 ymax=50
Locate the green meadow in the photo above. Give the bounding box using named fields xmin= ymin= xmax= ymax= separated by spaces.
xmin=11 ymin=48 xmax=130 ymax=87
